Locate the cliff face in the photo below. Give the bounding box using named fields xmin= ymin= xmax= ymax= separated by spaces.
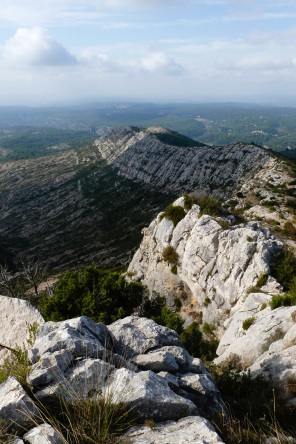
xmin=127 ymin=197 xmax=283 ymax=327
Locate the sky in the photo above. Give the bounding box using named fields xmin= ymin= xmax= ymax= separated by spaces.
xmin=1 ymin=0 xmax=296 ymax=105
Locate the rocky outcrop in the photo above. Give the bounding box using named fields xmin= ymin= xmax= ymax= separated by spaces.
xmin=127 ymin=197 xmax=283 ymax=325
xmin=0 ymin=310 xmax=225 ymax=443
xmin=0 ymin=295 xmax=44 ymax=364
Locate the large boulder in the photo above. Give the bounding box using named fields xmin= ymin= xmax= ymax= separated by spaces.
xmin=108 ymin=316 xmax=183 ymax=357
xmin=0 ymin=295 xmax=44 ymax=364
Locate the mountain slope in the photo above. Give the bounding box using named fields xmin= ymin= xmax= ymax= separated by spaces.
xmin=0 ymin=126 xmax=288 ymax=269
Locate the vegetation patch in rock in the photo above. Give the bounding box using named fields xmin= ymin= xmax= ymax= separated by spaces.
xmin=162 ymin=246 xmax=178 ymax=264
xmin=159 ymin=204 xmax=185 ymax=227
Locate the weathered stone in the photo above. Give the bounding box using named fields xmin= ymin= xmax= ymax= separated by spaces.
xmin=0 ymin=295 xmax=44 ymax=364
xmin=34 ymin=358 xmax=115 ymax=405
xmin=215 ymin=306 xmax=295 ymax=366
xmin=23 ymin=423 xmax=64 ymax=444
xmin=124 ymin=415 xmax=224 ymax=443
xmin=0 ymin=377 xmax=39 ymax=431
xmin=132 ymin=350 xmax=179 ymax=372
xmin=127 ymin=198 xmax=283 ymax=324
xmin=28 ymin=349 xmax=73 ymax=387
xmin=28 ymin=316 xmax=112 ymax=365
xmin=104 ymin=368 xmax=197 ymax=421
xmin=108 ymin=316 xmax=183 ymax=358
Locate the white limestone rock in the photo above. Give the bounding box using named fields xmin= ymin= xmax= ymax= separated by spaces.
xmin=215 ymin=306 xmax=295 ymax=366
xmin=103 ymin=367 xmax=198 ymax=421
xmin=23 ymin=423 xmax=64 ymax=444
xmin=0 ymin=295 xmax=44 ymax=364
xmin=124 ymin=415 xmax=224 ymax=444
xmin=127 ymin=198 xmax=283 ymax=324
xmin=28 ymin=316 xmax=112 ymax=365
xmin=108 ymin=316 xmax=183 ymax=358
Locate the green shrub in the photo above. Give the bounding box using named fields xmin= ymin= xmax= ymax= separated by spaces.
xmin=204 ymin=297 xmax=211 ymax=306
xmin=269 ymin=293 xmax=296 ymax=310
xmin=202 ymin=322 xmax=215 ymax=335
xmin=257 ymin=273 xmax=268 ymax=288
xmin=174 ymin=297 xmax=182 ymax=310
xmin=195 ymin=194 xmax=222 ymax=217
xmin=242 ymin=317 xmax=256 ymax=330
xmin=162 ymin=246 xmax=178 ymax=264
xmin=271 ymin=248 xmax=296 ymax=290
xmin=180 ymin=322 xmax=218 ymax=361
xmin=260 ymin=303 xmax=267 ymax=311
xmin=183 ymin=193 xmax=195 ymax=211
xmin=159 ymin=203 xmax=185 ymax=227
xmin=246 ymin=236 xmax=253 ymax=242
xmin=40 ymin=265 xmax=148 ymax=324
xmin=170 ymin=264 xmax=177 ymax=275
xmin=141 ymin=294 xmax=184 ymax=335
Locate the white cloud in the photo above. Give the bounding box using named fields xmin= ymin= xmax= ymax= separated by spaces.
xmin=2 ymin=27 xmax=77 ymax=67
xmin=142 ymin=51 xmax=184 ymax=75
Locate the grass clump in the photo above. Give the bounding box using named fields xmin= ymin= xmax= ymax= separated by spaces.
xmin=261 ymin=327 xmax=285 ymax=353
xmin=159 ymin=203 xmax=185 ymax=227
xmin=170 ymin=264 xmax=177 ymax=275
xmin=242 ymin=317 xmax=256 ymax=331
xmin=162 ymin=246 xmax=178 ymax=264
xmin=269 ymin=292 xmax=296 ymax=310
xmin=183 ymin=193 xmax=195 ymax=211
xmin=0 ymin=322 xmax=38 ymax=389
xmin=257 ymin=273 xmax=268 ymax=288
xmin=195 ymin=194 xmax=222 ymax=217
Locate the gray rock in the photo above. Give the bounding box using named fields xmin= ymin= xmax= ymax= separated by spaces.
xmin=124 ymin=415 xmax=224 ymax=443
xmin=34 ymin=358 xmax=115 ymax=406
xmin=0 ymin=295 xmax=44 ymax=364
xmin=28 ymin=316 xmax=112 ymax=365
xmin=23 ymin=423 xmax=64 ymax=444
xmin=0 ymin=377 xmax=39 ymax=431
xmin=104 ymin=368 xmax=198 ymax=421
xmin=132 ymin=350 xmax=179 ymax=372
xmin=108 ymin=316 xmax=183 ymax=358
xmin=28 ymin=349 xmax=73 ymax=387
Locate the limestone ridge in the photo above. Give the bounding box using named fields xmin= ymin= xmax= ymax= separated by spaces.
xmin=0 ymin=126 xmax=276 ymax=268
xmin=127 ymin=196 xmax=283 ymax=326
xmin=94 ymin=126 xmax=272 ymax=197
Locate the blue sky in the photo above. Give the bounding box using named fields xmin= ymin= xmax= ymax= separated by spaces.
xmin=1 ymin=0 xmax=296 ymax=105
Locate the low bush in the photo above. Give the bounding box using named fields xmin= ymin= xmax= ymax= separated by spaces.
xmin=40 ymin=265 xmax=148 ymax=324
xmin=261 ymin=327 xmax=285 ymax=353
xmin=170 ymin=264 xmax=177 ymax=275
xmin=183 ymin=193 xmax=195 ymax=210
xmin=195 ymin=194 xmax=222 ymax=217
xmin=162 ymin=246 xmax=178 ymax=264
xmin=269 ymin=292 xmax=296 ymax=309
xmin=271 ymin=248 xmax=296 ymax=290
xmin=174 ymin=297 xmax=182 ymax=310
xmin=242 ymin=317 xmax=255 ymax=330
xmin=180 ymin=322 xmax=218 ymax=361
xmin=159 ymin=203 xmax=185 ymax=227
xmin=256 ymin=274 xmax=268 ymax=288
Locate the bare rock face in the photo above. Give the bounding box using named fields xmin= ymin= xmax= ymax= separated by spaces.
xmin=23 ymin=423 xmax=64 ymax=444
xmin=215 ymin=303 xmax=295 ymax=367
xmin=0 ymin=295 xmax=44 ymax=364
xmin=127 ymin=197 xmax=283 ymax=325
